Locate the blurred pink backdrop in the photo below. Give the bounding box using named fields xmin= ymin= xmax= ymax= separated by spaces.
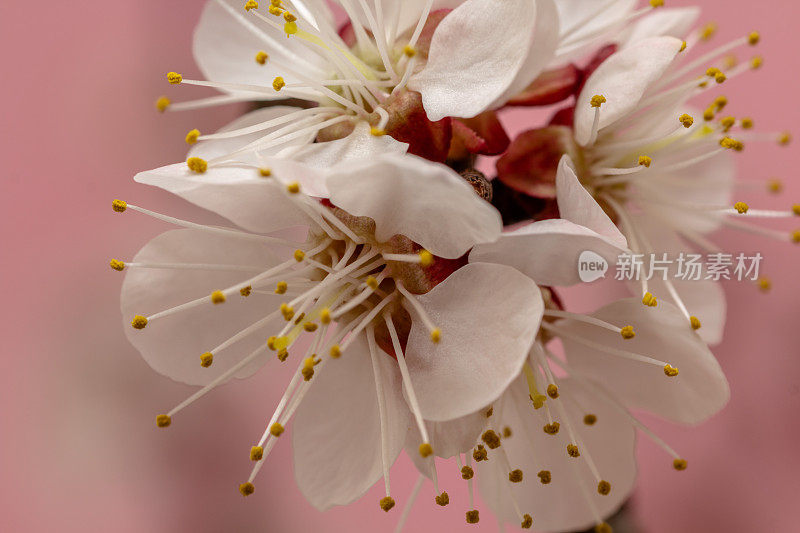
xmin=1 ymin=1 xmax=798 ymax=531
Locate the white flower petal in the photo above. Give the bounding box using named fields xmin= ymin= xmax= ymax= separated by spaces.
xmin=404 ymin=263 xmax=543 ymax=421
xmin=134 ymin=160 xmax=313 ymax=234
xmin=574 ymin=36 xmax=684 ymax=146
xmin=556 ymin=155 xmax=627 ymax=249
xmin=409 ymin=0 xmax=556 ymax=120
xmin=554 ymin=0 xmax=637 ymax=64
xmin=404 ymin=410 xmax=488 ymax=479
xmin=121 ymin=229 xmax=286 ymax=385
xmin=470 ymin=219 xmax=626 ymax=287
xmin=617 ymin=7 xmax=700 ymax=48
xmin=628 ymin=213 xmax=727 ymax=344
xmin=276 ymin=122 xmax=409 ymax=188
xmin=292 ymin=334 xmax=410 ymax=510
xmin=479 ymin=375 xmax=637 ymax=532
xmin=326 ymin=154 xmax=502 ymax=258
xmin=193 ymin=0 xmax=327 ymax=97
xmin=558 ymin=298 xmax=730 ymax=424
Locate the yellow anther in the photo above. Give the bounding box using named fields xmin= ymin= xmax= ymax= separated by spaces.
xmin=767 ymin=178 xmax=783 ymax=193
xmin=706 ymin=67 xmax=721 ymax=77
xmin=259 ymin=167 xmax=272 ymax=177
xmin=543 ymin=422 xmax=560 ymax=435
xmin=272 ymin=76 xmax=285 ymax=91
xmin=255 ymin=51 xmax=269 ymax=65
xmin=187 ymin=157 xmax=208 ymax=173
xmin=430 ymin=328 xmax=442 ymax=344
xmin=567 ymin=444 xmax=580 ymax=457
xmin=286 ymin=181 xmax=300 ymax=194
xmin=435 ymin=492 xmax=449 ymax=506
xmin=757 ymin=276 xmax=772 ymax=292
xmin=715 ymin=72 xmax=727 ymax=84
xmin=419 ymin=442 xmax=434 ymax=457
xmin=792 ymin=205 xmax=800 ymax=216
xmin=239 ymin=482 xmax=255 ymax=496
xmin=365 ymin=276 xmax=379 ymax=289
xmin=155 ymin=96 xmax=171 ymax=112
xmin=466 ymin=510 xmax=480 ymax=524
xmin=167 ymin=72 xmax=182 ymax=84
xmin=301 ymin=356 xmax=317 ymax=381
xmin=673 ymin=458 xmax=688 ymax=471
xmin=530 ymin=393 xmax=546 ymax=409
xmin=741 ymin=117 xmax=754 ymax=129
xmin=131 ymin=315 xmax=148 ymax=329
xmin=112 ymin=199 xmax=127 ymax=212
xmin=461 ymin=465 xmax=474 ymax=479
xmin=283 ymin=11 xmax=296 ymax=22
xmin=473 ymin=444 xmax=488 ymax=462
xmin=679 ymin=114 xmax=694 ymax=128
xmin=503 ymin=426 xmax=512 ymax=438
xmin=720 ymin=116 xmax=735 ymax=131
xmin=509 ymin=469 xmax=523 ymax=483
xmin=792 ymin=229 xmax=800 ymax=243
xmin=268 ymin=5 xmax=282 ymax=15
xmin=485 ymin=406 xmax=493 ymax=418
xmin=748 ymin=31 xmax=760 ymax=45
xmin=734 ymin=201 xmax=749 ymax=214
xmin=664 ymin=364 xmax=679 ymax=377
xmin=280 ymin=303 xmax=295 ymax=321
xmin=590 ymin=94 xmax=606 ymax=108
xmin=714 ymin=95 xmax=728 ymax=110
xmin=638 ymin=155 xmax=652 ymax=167
xmin=703 ymin=107 xmax=716 ymax=121
xmin=156 ymin=414 xmax=171 ymax=428
xmin=482 ymin=430 xmax=501 ymax=449
xmin=418 ymin=250 xmax=434 ymax=267
xmin=778 ymin=132 xmax=792 ymax=145
xmin=403 ymin=45 xmax=417 ymax=57
xmin=679 ymin=40 xmax=687 ymax=52
xmin=185 ymin=129 xmax=200 ymax=145
xmin=690 ymin=316 xmax=702 ymax=330
xmin=649 ymin=0 xmax=664 ymax=7
xmin=200 ymin=352 xmax=214 ymax=368
xmin=267 ymin=336 xmax=278 ymax=350
xmin=699 ymin=22 xmax=717 ymax=41
xmin=642 ymin=292 xmax=658 ymax=306
xmin=369 ymin=127 xmax=386 ymax=136
xmin=537 ymin=470 xmax=552 ymax=484
xmin=244 ymin=0 xmax=259 ymax=11
xmin=751 ymin=56 xmax=763 ymax=69
xmin=250 ymin=446 xmax=264 ymax=461
xmin=293 ymin=249 xmax=305 ymax=262
xmin=303 ymin=322 xmax=318 ymax=332
xmin=270 ymin=422 xmax=284 ymax=437
xmin=330 ymin=344 xmax=342 ymax=358
xmin=521 ymin=514 xmax=533 ymax=529
xmin=319 ymin=308 xmax=331 ymax=325
xmin=597 ymin=480 xmax=611 ymax=495
xmin=270 ymin=0 xmax=281 ymax=6
xmin=276 ymin=348 xmax=289 ymax=362
xmin=379 ymin=496 xmax=396 ymax=512
xmin=595 ymin=522 xmax=613 ymax=533
xmin=546 ymin=384 xmax=559 ymax=399
xmin=109 ymin=259 xmax=125 ymax=271
xmin=584 ymin=414 xmax=597 ymax=425
xmin=210 ymin=290 xmax=226 ymax=304
xmin=620 ymin=325 xmax=636 ymax=339
xmin=284 ymin=21 xmax=298 ymax=35
xmin=720 ymin=137 xmax=744 ymax=151
xmin=240 ymin=285 xmax=252 ymax=297
xmin=273 ymin=281 xmax=288 ymax=295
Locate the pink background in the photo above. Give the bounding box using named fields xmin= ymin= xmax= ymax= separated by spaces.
xmin=1 ymin=1 xmax=798 ymax=531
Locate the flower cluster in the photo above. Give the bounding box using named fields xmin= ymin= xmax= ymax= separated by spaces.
xmin=111 ymin=1 xmax=796 ymax=531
